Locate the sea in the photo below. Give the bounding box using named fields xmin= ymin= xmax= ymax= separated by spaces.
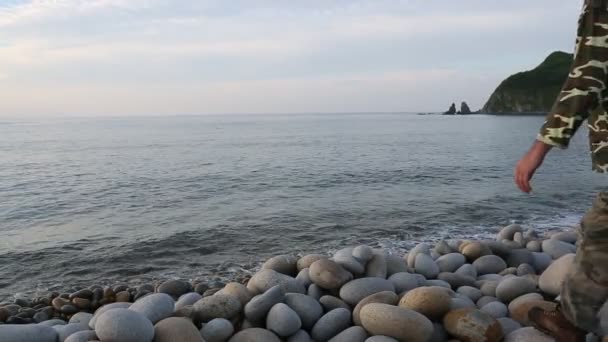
xmin=0 ymin=113 xmax=605 ymax=300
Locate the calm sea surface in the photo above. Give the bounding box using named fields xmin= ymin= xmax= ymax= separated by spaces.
xmin=0 ymin=113 xmax=605 ymax=299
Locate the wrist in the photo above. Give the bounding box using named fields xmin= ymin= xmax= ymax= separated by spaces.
xmin=530 ymin=140 xmax=552 ymax=158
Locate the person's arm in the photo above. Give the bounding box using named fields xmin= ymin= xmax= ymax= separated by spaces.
xmin=515 ymin=3 xmax=608 ymax=192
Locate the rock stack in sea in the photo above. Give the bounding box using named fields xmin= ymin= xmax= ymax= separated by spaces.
xmin=0 ymin=224 xmax=603 ymax=342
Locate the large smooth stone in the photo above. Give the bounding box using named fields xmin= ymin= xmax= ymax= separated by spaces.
xmin=550 ymin=231 xmax=578 ymax=244
xmin=443 ymin=308 xmax=503 ymax=342
xmin=504 ymin=327 xmax=554 ymax=342
xmin=284 ymin=293 xmax=323 ymax=330
xmin=461 ymin=242 xmax=492 ymax=261
xmin=193 ymin=294 xmax=242 ymax=323
xmin=542 ymin=239 xmax=576 ymax=259
xmin=360 ymin=303 xmax=433 ymax=342
xmin=414 ymin=254 xmax=439 ymax=279
xmin=297 ymin=254 xmax=328 ymax=272
xmin=262 ymin=255 xmax=298 ymax=276
xmin=497 ymin=224 xmax=523 ymax=241
xmin=247 ymin=269 xmax=305 ymax=294
xmin=216 ymin=283 xmax=253 ymax=306
xmin=287 ymin=330 xmax=312 ymax=342
xmin=244 ymin=285 xmax=284 ymax=323
xmin=457 ymin=286 xmax=483 ymax=302
xmin=89 ymin=302 xmax=132 ymax=329
xmin=407 ymin=243 xmax=431 ymax=268
xmin=328 ymin=326 xmax=367 ymax=342
xmin=353 ymin=245 xmax=374 ymax=262
xmin=473 ymin=255 xmax=507 ymax=275
xmin=339 ymin=278 xmax=395 ymax=305
xmin=319 ymin=296 xmax=351 ymax=312
xmin=506 ymin=249 xmax=534 ymax=268
xmin=497 ymin=318 xmax=522 ymax=336
xmin=482 ymin=241 xmax=512 ymax=259
xmin=539 ymin=254 xmax=575 ymax=296
xmin=436 ymin=253 xmax=466 ymax=273
xmin=129 ymin=293 xmax=175 ymax=324
xmin=311 ymin=308 xmax=352 ymax=342
xmin=495 ymin=277 xmax=536 ymax=303
xmin=532 ymin=252 xmax=553 ymax=273
xmin=69 ymin=312 xmax=93 ymax=326
xmin=175 ymin=292 xmax=203 ymax=310
xmin=157 ymin=280 xmax=191 ymax=298
xmin=353 ymin=291 xmax=399 ymax=326
xmin=526 ymin=241 xmax=542 ymax=252
xmin=399 ymin=286 xmax=451 ymax=320
xmin=96 ymin=308 xmax=154 ymax=342
xmin=477 ymin=296 xmax=500 ymax=308
xmin=200 ymin=318 xmax=234 ymax=342
xmin=309 ymin=259 xmax=353 ymax=290
xmin=153 ymin=317 xmax=204 ymax=342
xmin=386 ymin=254 xmax=409 ymax=276
xmin=365 ymin=337 xmax=399 ymax=342
xmin=64 ymin=330 xmax=98 ymax=342
xmin=0 ymin=325 xmax=58 ymax=342
xmin=388 ymin=272 xmax=419 ymax=293
xmin=437 ymin=272 xmax=476 ymax=288
xmin=480 ymin=301 xmax=508 ymax=319
xmin=435 ymin=240 xmax=455 ymax=255
xmin=455 ymin=264 xmax=477 ymax=278
xmin=365 ymin=252 xmax=388 ymax=278
xmin=228 ymin=328 xmax=281 ymax=342
xmin=266 ymin=303 xmax=302 ymax=337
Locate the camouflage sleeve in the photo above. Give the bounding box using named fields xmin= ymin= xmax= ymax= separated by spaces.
xmin=537 ymin=3 xmax=608 ymax=148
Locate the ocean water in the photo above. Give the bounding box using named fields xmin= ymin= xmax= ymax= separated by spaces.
xmin=0 ymin=113 xmax=605 ymax=299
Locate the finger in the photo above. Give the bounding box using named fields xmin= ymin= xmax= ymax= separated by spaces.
xmin=522 ymin=173 xmax=532 ymax=193
xmin=514 ymin=169 xmax=526 ymax=192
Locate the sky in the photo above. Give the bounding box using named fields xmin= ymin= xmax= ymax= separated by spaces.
xmin=0 ymin=0 xmax=583 ymax=117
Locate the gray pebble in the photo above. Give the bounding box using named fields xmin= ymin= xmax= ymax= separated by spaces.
xmin=328 ymin=326 xmax=367 ymax=342
xmin=200 ymin=318 xmax=234 ymax=342
xmin=266 ymin=303 xmax=301 ymax=337
xmin=175 ymin=292 xmax=203 ymax=310
xmin=320 ymin=296 xmax=351 ymax=312
xmin=284 ymin=293 xmax=324 ymax=330
xmin=311 ymin=308 xmax=352 ymax=342
xmin=244 ymin=285 xmax=284 ymax=323
xmin=95 ymin=308 xmax=154 ymax=342
xmin=129 ymin=293 xmax=175 ymax=324
xmin=339 ymin=278 xmax=394 ymax=305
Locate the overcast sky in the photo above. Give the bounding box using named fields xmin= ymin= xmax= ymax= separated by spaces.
xmin=0 ymin=0 xmax=582 ymax=117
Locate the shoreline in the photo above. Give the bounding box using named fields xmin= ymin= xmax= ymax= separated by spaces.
xmin=0 ymin=223 xmax=597 ymax=341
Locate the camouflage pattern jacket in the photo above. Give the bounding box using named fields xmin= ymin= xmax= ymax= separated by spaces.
xmin=538 ymin=1 xmax=608 ymax=172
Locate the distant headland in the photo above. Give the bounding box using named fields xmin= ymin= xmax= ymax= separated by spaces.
xmin=442 ymin=51 xmax=572 ymax=115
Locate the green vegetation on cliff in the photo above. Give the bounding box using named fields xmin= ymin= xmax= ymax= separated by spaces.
xmin=482 ymin=51 xmax=573 ymax=113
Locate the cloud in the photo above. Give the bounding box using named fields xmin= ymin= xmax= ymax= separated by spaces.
xmin=0 ymin=0 xmax=582 ymax=116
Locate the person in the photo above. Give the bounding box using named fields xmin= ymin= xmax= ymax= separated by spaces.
xmin=514 ymin=0 xmax=608 ymax=340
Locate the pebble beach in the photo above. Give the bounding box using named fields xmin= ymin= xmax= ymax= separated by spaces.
xmin=0 ymin=223 xmax=604 ymax=342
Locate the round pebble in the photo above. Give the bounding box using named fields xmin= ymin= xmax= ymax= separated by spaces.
xmin=436 ymin=253 xmax=466 ymax=273
xmin=328 ymin=326 xmax=367 ymax=342
xmin=0 ymin=325 xmax=58 ymax=342
xmin=193 ymin=294 xmax=242 ymax=323
xmin=311 ymin=308 xmax=352 ymax=342
xmin=95 ymin=308 xmax=154 ymax=342
xmin=360 ymin=303 xmax=433 ymax=342
xmin=200 ymin=318 xmax=234 ymax=342
xmin=266 ymin=303 xmax=302 ymax=337
xmin=129 ymin=293 xmax=175 ymax=324
xmin=287 ymin=330 xmax=312 ymax=342
xmin=175 ymin=292 xmax=203 ymax=310
xmin=504 ymin=327 xmax=554 ymax=342
xmin=389 ymin=273 xmax=421 ymax=293
xmin=414 ymin=254 xmax=439 ymax=279
xmin=399 ymin=286 xmax=451 ymax=320
xmin=284 ymin=293 xmax=323 ymax=330
xmin=89 ymin=302 xmax=131 ymax=329
xmin=473 ymin=255 xmax=507 ymax=275
xmin=495 ymin=277 xmax=536 ymax=303
xmin=297 ymin=254 xmax=328 ymax=272
xmin=228 ymin=328 xmax=281 ymax=342
xmin=339 ymin=278 xmax=395 ymax=306
xmin=216 ymin=283 xmax=252 ymax=306
xmin=157 ymin=280 xmax=191 ymax=299
xmin=443 ymin=308 xmax=503 ymax=342
xmin=353 ymin=291 xmax=398 ymax=326
xmin=353 ymin=246 xmax=374 ymax=263
xmin=262 ymin=255 xmax=298 ymax=276
xmin=244 ymin=285 xmax=284 ymax=323
xmin=309 ymin=259 xmax=353 ymax=290
xmin=319 ymin=296 xmax=351 ymax=312
xmin=154 ymin=317 xmax=203 ymax=342
xmin=247 ymin=269 xmax=305 ymax=294
xmin=480 ymin=301 xmax=508 ymax=318
xmin=365 ymin=252 xmax=388 ymax=278
xmin=538 ymin=253 xmax=575 ymax=297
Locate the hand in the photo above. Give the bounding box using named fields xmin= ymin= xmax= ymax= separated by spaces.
xmin=514 ymin=141 xmax=552 ymax=193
